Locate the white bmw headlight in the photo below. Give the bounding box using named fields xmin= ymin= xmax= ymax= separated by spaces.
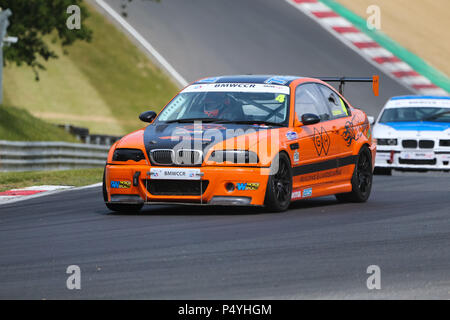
xmin=377 ymin=138 xmax=398 ymax=146
xmin=208 ymin=150 xmax=259 ymax=164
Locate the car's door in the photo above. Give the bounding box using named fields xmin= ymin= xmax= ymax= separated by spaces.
xmin=291 ymin=83 xmax=341 ymax=190
xmin=316 ymin=84 xmax=355 ymax=181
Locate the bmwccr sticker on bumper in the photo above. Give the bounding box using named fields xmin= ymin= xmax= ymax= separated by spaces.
xmin=149 ymin=168 xmax=202 ymax=180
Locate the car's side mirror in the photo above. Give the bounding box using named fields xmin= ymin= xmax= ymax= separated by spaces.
xmin=368 ymin=116 xmax=375 ymax=125
xmin=301 ymin=113 xmax=321 ymax=125
xmin=294 ymin=113 xmax=303 ymax=127
xmin=139 ymin=110 xmax=157 ymax=123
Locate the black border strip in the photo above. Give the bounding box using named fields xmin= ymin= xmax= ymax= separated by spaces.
xmin=293 ymin=155 xmax=357 ymax=176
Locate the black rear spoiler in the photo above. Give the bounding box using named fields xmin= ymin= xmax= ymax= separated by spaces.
xmin=319 ymin=75 xmax=379 ymax=96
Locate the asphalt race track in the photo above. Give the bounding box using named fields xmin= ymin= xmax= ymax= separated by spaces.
xmin=1 ymin=174 xmax=450 ymax=299
xmin=1 ymin=0 xmax=449 ymax=299
xmin=104 ymin=0 xmax=412 ymax=114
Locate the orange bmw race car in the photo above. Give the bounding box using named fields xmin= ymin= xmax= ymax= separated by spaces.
xmin=103 ymin=75 xmax=379 ymax=212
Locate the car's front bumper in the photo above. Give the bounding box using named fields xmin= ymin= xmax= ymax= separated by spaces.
xmin=375 ymin=148 xmax=450 ymax=170
xmin=105 ymin=164 xmax=270 ymax=206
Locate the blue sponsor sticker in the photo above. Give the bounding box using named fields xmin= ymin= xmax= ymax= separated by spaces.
xmin=236 ymin=183 xmax=247 ymax=191
xmin=110 ymin=181 xmax=120 ymax=189
xmin=302 ymin=188 xmax=312 ymax=197
xmin=236 ymin=182 xmax=259 ymax=191
xmin=286 ymin=131 xmax=298 ymax=140
xmin=265 ymin=76 xmax=289 ymax=85
xmin=200 ymin=77 xmax=220 ymax=83
xmin=110 ymin=181 xmax=131 ymax=189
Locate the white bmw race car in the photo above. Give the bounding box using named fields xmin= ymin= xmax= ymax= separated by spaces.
xmin=373 ymin=95 xmax=450 ymax=174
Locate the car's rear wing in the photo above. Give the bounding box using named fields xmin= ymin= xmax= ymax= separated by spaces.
xmin=319 ymin=75 xmax=379 ymax=97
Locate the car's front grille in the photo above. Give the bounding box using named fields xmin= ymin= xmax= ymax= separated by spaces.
xmin=145 ymin=179 xmax=209 ymax=195
xmin=175 ymin=149 xmax=203 ymax=165
xmin=150 ymin=149 xmax=173 ymax=165
xmin=419 ymin=140 xmax=434 ymax=149
xmin=440 ymin=139 xmax=450 ymax=147
xmin=399 ymin=158 xmax=437 ymax=165
xmin=402 ymin=140 xmax=417 ymax=149
xmin=149 ymin=149 xmax=203 ymax=166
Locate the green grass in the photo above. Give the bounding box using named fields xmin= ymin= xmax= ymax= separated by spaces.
xmin=3 ymin=2 xmax=179 ymax=135
xmin=0 ymin=104 xmax=78 ymax=142
xmin=0 ymin=168 xmax=104 ymax=192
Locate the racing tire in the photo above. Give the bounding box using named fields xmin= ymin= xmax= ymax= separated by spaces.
xmin=373 ymin=167 xmax=392 ymax=176
xmin=336 ymin=146 xmax=373 ymax=203
xmin=102 ymin=169 xmax=143 ymax=213
xmin=264 ymin=152 xmax=293 ymax=212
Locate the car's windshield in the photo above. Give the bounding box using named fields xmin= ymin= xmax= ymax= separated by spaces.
xmin=156 ymin=83 xmax=290 ymax=126
xmin=379 ymin=107 xmax=450 ymax=123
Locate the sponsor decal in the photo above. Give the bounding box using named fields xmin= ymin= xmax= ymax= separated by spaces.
xmin=313 ymin=127 xmax=330 ymax=156
xmin=200 ymin=77 xmax=220 ymax=83
xmin=286 ymin=131 xmax=298 ymax=141
xmin=400 ymin=151 xmax=434 ymax=160
xmin=214 ymin=83 xmax=256 ymax=88
xmin=341 ymin=114 xmax=369 ymax=146
xmin=236 ymin=182 xmax=260 ymax=191
xmin=275 ymin=94 xmax=286 ymax=103
xmin=291 ymin=189 xmax=302 ymax=200
xmin=264 ymin=76 xmax=290 ymax=85
xmin=302 ymin=188 xmax=312 ymax=197
xmin=291 ymin=188 xmax=313 ymax=199
xmin=293 ymin=150 xmax=300 ymax=163
xmin=110 ymin=181 xmax=131 ymax=189
xmin=181 ymin=83 xmax=290 ymax=94
xmin=298 ymin=168 xmax=342 ymax=182
xmin=150 ymin=168 xmax=201 ymax=180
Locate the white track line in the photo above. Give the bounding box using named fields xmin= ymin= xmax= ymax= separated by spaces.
xmin=95 ymin=0 xmax=188 ymax=87
xmin=0 ymin=183 xmax=102 ymax=206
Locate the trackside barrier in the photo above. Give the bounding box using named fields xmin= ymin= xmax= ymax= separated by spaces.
xmin=57 ymin=124 xmax=122 ymax=145
xmin=0 ymin=140 xmax=109 ymax=172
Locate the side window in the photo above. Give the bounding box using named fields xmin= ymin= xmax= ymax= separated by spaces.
xmin=295 ymin=83 xmax=332 ymax=122
xmin=317 ymin=84 xmax=349 ymax=119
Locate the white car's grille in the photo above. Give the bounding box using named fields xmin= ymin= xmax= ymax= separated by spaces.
xmin=401 ymin=139 xmax=435 ymax=149
xmin=150 ymin=149 xmax=203 ymax=166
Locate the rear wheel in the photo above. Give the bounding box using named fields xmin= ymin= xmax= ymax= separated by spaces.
xmin=264 ymin=153 xmax=292 ymax=212
xmin=336 ymin=146 xmax=373 ymax=203
xmin=102 ymin=169 xmax=143 ymax=213
xmin=373 ymin=167 xmax=392 ymax=176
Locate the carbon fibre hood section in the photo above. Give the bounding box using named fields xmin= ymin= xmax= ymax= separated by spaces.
xmin=143 ymin=122 xmax=271 ymax=165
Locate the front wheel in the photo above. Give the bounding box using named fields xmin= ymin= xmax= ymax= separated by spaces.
xmin=336 ymin=146 xmax=373 ymax=203
xmin=102 ymin=169 xmax=143 ymax=213
xmin=264 ymin=153 xmax=293 ymax=212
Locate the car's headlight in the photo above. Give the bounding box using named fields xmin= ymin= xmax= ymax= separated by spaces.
xmin=377 ymin=138 xmax=398 ymax=146
xmin=112 ymin=148 xmax=146 ymax=162
xmin=208 ymin=150 xmax=259 ymax=164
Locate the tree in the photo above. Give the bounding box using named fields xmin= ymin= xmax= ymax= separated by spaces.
xmin=0 ymin=0 xmax=92 ymax=80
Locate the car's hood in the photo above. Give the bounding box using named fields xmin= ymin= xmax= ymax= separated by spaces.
xmin=381 ymin=121 xmax=450 ymax=132
xmin=373 ymin=122 xmax=450 ymax=139
xmin=143 ymin=122 xmax=276 ymax=156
